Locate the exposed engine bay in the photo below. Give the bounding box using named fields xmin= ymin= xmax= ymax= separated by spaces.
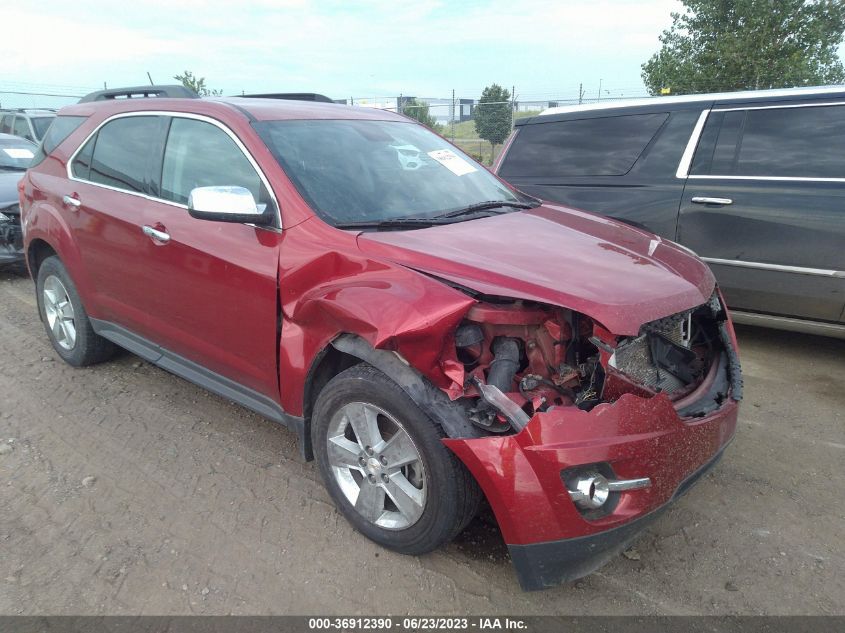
xmin=450 ymin=292 xmax=742 ymax=435
xmin=0 ymin=203 xmax=24 ymax=265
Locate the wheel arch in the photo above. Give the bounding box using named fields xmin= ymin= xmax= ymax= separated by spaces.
xmin=301 ymin=333 xmax=482 ymax=461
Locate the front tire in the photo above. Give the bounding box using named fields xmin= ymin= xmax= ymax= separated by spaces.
xmin=36 ymin=256 xmax=115 ymax=366
xmin=312 ymin=364 xmax=480 ymax=555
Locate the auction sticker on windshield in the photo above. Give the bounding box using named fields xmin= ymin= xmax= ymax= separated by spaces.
xmin=3 ymin=148 xmax=34 ymax=159
xmin=427 ymin=149 xmax=477 ymax=176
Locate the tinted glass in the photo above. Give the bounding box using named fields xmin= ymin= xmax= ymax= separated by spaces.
xmin=72 ymin=136 xmax=96 ymax=180
xmin=31 ymin=115 xmax=87 ymax=167
xmin=89 ymin=117 xmax=158 ymax=193
xmin=31 ymin=116 xmax=54 ymax=140
xmin=733 ymin=105 xmax=845 ymax=178
xmin=499 ymin=113 xmax=668 ymax=178
xmin=161 ymin=118 xmax=263 ymax=205
xmin=12 ymin=117 xmax=32 ymax=140
xmin=255 ymin=119 xmax=520 ymax=225
xmin=690 ymin=111 xmax=745 ymax=175
xmin=0 ymin=115 xmax=12 ymax=134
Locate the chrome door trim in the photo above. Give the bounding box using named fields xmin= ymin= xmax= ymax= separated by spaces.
xmin=702 ymin=257 xmax=845 ymax=278
xmin=675 ymin=109 xmax=710 ymax=179
xmin=730 ymin=311 xmax=845 ymax=340
xmin=691 ymin=196 xmax=732 ymax=205
xmin=65 ymin=110 xmax=283 ymax=229
xmin=687 ymin=174 xmax=845 ymax=183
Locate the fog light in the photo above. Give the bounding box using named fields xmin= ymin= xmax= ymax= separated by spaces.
xmin=567 ymin=472 xmax=651 ymax=510
xmin=568 ymin=472 xmax=610 ymax=509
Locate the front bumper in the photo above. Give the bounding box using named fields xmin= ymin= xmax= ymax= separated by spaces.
xmin=444 ymin=392 xmax=738 ymax=590
xmin=508 ymin=442 xmax=729 ymax=590
xmin=0 ymin=213 xmax=24 ymax=266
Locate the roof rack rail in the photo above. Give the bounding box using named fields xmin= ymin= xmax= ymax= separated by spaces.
xmin=78 ymin=85 xmax=199 ymax=103
xmin=237 ymin=92 xmax=334 ymax=103
xmin=0 ymin=108 xmax=57 ymax=113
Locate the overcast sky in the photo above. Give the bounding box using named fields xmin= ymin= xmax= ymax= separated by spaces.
xmin=1 ymin=0 xmax=689 ymax=104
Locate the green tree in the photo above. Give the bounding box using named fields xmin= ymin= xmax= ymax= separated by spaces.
xmin=401 ymin=97 xmax=440 ymax=130
xmin=642 ymin=0 xmax=845 ymax=95
xmin=473 ymin=84 xmax=512 ymax=158
xmin=173 ymin=70 xmax=223 ymax=97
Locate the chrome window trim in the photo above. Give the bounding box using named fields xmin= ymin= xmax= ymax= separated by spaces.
xmin=66 ymin=110 xmax=282 ymax=229
xmin=702 ymin=257 xmax=844 ymax=278
xmin=675 ymin=109 xmax=710 ymax=179
xmin=687 ymin=174 xmax=845 ymax=183
xmin=712 ymin=100 xmax=845 ymax=113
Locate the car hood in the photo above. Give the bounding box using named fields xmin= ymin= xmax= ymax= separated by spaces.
xmin=357 ymin=204 xmax=715 ymax=336
xmin=0 ymin=171 xmax=23 ymax=210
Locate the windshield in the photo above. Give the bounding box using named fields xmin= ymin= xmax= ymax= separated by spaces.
xmin=31 ymin=117 xmax=55 ymax=140
xmin=254 ymin=119 xmax=522 ymax=225
xmin=0 ymin=138 xmax=36 ymax=171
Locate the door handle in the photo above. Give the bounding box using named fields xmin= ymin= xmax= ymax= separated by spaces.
xmin=62 ymin=194 xmax=81 ymax=210
xmin=142 ymin=225 xmax=170 ymax=243
xmin=691 ymin=196 xmax=732 ymax=205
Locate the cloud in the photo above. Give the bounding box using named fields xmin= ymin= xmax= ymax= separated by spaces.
xmin=0 ymin=0 xmax=681 ymax=99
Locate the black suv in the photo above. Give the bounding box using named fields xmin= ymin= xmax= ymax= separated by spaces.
xmin=496 ymin=86 xmax=845 ymax=339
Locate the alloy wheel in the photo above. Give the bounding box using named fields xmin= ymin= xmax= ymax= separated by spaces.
xmin=42 ymin=275 xmax=77 ymax=351
xmin=326 ymin=401 xmax=427 ymax=530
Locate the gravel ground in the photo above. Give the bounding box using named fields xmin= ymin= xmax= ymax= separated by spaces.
xmin=0 ymin=269 xmax=842 ymax=615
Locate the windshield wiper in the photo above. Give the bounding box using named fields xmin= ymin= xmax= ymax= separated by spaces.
xmin=333 ymin=217 xmax=448 ymax=230
xmin=435 ymin=199 xmax=538 ymax=220
xmin=333 ymin=199 xmax=540 ymax=231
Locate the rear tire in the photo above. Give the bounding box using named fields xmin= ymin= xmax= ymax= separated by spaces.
xmin=36 ymin=256 xmax=115 ymax=366
xmin=312 ymin=364 xmax=481 ymax=555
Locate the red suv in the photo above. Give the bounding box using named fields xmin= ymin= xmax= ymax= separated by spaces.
xmin=19 ymin=86 xmax=742 ymax=590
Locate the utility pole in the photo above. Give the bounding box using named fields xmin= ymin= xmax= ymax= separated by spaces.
xmin=511 ymin=85 xmax=516 ymax=129
xmin=598 ymin=78 xmax=602 ymax=102
xmin=450 ymin=89 xmax=455 ymax=142
xmin=578 ymin=83 xmax=584 ymax=104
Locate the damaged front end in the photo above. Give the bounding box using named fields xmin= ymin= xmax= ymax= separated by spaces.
xmin=0 ymin=203 xmax=24 ymax=267
xmin=442 ymin=289 xmax=741 ymax=435
xmin=435 ymin=289 xmax=742 ymax=589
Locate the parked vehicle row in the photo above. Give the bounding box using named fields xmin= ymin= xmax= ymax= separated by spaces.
xmin=18 ymin=85 xmax=741 ymax=590
xmin=0 ymin=108 xmax=56 ymax=143
xmin=0 ymin=133 xmax=37 ymax=266
xmin=495 ymin=85 xmax=845 ymax=339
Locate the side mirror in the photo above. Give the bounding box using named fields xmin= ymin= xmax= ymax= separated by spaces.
xmin=187 ymin=186 xmax=272 ymax=225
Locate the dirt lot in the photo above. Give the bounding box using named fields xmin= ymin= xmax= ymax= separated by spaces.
xmin=0 ymin=269 xmax=842 ymax=615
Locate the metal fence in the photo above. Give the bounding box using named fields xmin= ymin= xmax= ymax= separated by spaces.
xmin=0 ymin=84 xmax=654 ymax=164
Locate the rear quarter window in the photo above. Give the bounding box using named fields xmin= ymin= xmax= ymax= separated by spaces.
xmin=30 ymin=115 xmax=87 ymax=168
xmin=499 ymin=112 xmax=668 ymax=178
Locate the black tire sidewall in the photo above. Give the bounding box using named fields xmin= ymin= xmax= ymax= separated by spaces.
xmin=36 ymin=256 xmax=95 ymax=366
xmin=312 ymin=365 xmax=464 ymax=555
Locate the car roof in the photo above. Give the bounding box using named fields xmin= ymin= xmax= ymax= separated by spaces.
xmin=521 ymin=85 xmax=845 ymax=125
xmin=58 ymin=96 xmax=409 ymax=123
xmin=0 ymin=110 xmax=56 ymax=116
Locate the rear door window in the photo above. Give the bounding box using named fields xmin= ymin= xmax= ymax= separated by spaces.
xmin=499 ymin=113 xmax=668 ymax=178
xmin=88 ymin=116 xmax=159 ymax=193
xmin=691 ymin=103 xmax=845 ymax=179
xmin=736 ymin=105 xmax=845 ymax=178
xmin=12 ymin=116 xmax=33 ymax=141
